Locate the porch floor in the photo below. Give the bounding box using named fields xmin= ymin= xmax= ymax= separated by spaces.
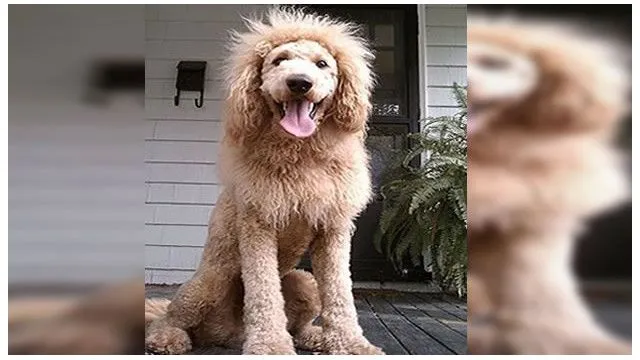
xmin=145 ymin=286 xmax=468 ymax=355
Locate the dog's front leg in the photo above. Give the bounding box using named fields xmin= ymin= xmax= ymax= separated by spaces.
xmin=469 ymin=229 xmax=631 ymax=354
xmin=238 ymin=211 xmax=296 ymax=355
xmin=311 ymin=225 xmax=384 ymax=355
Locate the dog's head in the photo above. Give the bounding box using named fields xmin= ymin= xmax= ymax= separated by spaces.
xmin=224 ymin=8 xmax=375 ymax=144
xmin=260 ymin=40 xmax=337 ymax=138
xmin=467 ymin=17 xmax=629 ymax=139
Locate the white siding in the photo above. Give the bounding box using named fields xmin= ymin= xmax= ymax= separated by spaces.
xmin=144 ymin=5 xmax=271 ymax=284
xmin=421 ymin=5 xmax=467 ymax=118
xmin=9 ymin=5 xmax=145 ymax=285
xmin=144 ymin=5 xmax=467 ymax=284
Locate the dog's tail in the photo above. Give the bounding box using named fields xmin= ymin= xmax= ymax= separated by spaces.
xmin=145 ymin=298 xmax=171 ymax=328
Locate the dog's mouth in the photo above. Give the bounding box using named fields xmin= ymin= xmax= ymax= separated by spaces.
xmin=276 ymin=98 xmax=324 ymax=138
xmin=467 ymin=100 xmax=496 ymax=136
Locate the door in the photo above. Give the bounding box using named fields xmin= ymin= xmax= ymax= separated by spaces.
xmin=299 ymin=5 xmax=422 ymax=281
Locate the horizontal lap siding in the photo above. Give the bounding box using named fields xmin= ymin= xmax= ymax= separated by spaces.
xmin=9 ymin=5 xmax=146 ymax=285
xmin=146 ymin=59 xmax=226 ymax=80
xmin=146 ymin=79 xmax=225 ymax=100
xmin=424 ymin=5 xmax=467 ymax=118
xmin=145 ymin=5 xmax=271 ymax=284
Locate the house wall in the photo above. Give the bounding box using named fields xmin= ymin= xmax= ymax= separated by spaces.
xmin=419 ymin=4 xmax=467 ymax=118
xmin=144 ymin=4 xmax=468 ymax=284
xmin=144 ymin=5 xmax=271 ymax=284
xmin=9 ymin=5 xmax=145 ymax=285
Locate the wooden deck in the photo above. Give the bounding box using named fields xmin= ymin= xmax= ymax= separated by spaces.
xmin=145 ymin=286 xmax=467 ymax=355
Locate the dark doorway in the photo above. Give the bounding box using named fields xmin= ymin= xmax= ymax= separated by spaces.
xmin=298 ymin=5 xmax=422 ymax=281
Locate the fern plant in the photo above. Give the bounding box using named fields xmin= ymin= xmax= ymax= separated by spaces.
xmin=374 ymin=84 xmax=467 ymax=297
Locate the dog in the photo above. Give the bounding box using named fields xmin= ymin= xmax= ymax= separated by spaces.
xmin=145 ymin=8 xmax=383 ymax=355
xmin=466 ymin=17 xmax=631 ymax=354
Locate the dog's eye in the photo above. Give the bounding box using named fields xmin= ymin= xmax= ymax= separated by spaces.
xmin=272 ymin=57 xmax=287 ymax=66
xmin=316 ymin=60 xmax=328 ymax=69
xmin=477 ymin=56 xmax=509 ymax=70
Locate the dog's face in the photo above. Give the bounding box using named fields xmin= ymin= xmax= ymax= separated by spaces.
xmin=467 ymin=20 xmax=628 ymax=140
xmin=260 ymin=40 xmax=338 ymax=138
xmin=224 ymin=9 xmax=375 ymax=145
xmin=467 ymin=41 xmax=538 ymax=135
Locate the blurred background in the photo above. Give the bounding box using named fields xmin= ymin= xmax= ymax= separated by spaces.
xmin=8 ymin=5 xmax=145 ymax=354
xmin=468 ymin=4 xmax=632 ymax=340
xmin=9 ymin=5 xmax=144 ymax=290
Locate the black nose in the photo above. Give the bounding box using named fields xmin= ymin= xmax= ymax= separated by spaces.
xmin=286 ymin=75 xmax=313 ymax=94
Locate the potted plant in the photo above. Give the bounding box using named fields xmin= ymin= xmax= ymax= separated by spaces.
xmin=374 ymin=84 xmax=467 ymax=297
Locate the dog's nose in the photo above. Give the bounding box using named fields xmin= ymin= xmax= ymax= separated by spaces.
xmin=286 ymin=75 xmax=313 ymax=94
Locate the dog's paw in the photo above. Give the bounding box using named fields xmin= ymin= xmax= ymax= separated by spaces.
xmin=584 ymin=335 xmax=632 ymax=355
xmin=468 ymin=322 xmax=500 ymax=354
xmin=243 ymin=332 xmax=296 ymax=355
xmin=474 ymin=320 xmax=631 ymax=355
xmin=145 ymin=326 xmax=192 ymax=355
xmin=9 ymin=320 xmax=124 ymax=355
xmin=504 ymin=332 xmax=631 ymax=355
xmin=336 ymin=340 xmax=384 ymax=355
xmin=323 ymin=328 xmax=384 ymax=355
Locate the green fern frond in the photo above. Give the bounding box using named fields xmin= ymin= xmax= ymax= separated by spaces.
xmin=452 ymin=82 xmax=467 ymax=108
xmin=376 ymin=85 xmax=467 ymax=297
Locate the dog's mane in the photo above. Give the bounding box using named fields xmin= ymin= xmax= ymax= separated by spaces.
xmin=468 ymin=16 xmax=629 ymax=159
xmin=221 ymin=7 xmax=376 ymax=152
xmin=224 ymin=7 xmax=374 ymax=89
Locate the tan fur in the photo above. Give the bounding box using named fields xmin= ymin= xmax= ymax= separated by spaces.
xmin=145 ymin=298 xmax=170 ymax=328
xmin=9 ymin=280 xmax=146 ymax=355
xmin=467 ymin=18 xmax=631 ymax=354
xmin=145 ymin=8 xmax=382 ymax=355
xmin=9 ymin=297 xmax=79 ymax=327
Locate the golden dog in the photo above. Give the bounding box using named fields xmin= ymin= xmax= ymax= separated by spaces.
xmin=145 ymin=8 xmax=382 ymax=355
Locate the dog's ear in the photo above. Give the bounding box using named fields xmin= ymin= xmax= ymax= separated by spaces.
xmin=224 ymin=54 xmax=269 ymax=145
xmin=254 ymin=40 xmax=273 ymax=58
xmin=329 ymin=54 xmax=374 ymax=134
xmin=525 ymin=47 xmax=629 ymax=135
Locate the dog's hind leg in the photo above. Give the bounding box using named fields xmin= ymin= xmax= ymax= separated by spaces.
xmin=145 ymin=255 xmax=241 ymax=355
xmin=145 ymin=274 xmax=210 ymax=355
xmin=146 ymin=192 xmax=241 ymax=355
xmin=282 ymin=269 xmax=324 ymax=352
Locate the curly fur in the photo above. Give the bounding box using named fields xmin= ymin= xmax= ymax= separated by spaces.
xmin=467 ymin=17 xmax=631 ymax=355
xmin=145 ymin=8 xmax=382 ymax=355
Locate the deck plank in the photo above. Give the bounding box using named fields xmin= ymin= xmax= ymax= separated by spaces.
xmin=443 ymin=294 xmax=468 ymax=311
xmin=365 ymin=294 xmax=454 ymax=355
xmin=354 ymin=295 xmax=410 ymax=355
xmin=405 ymin=293 xmax=467 ymax=336
xmin=388 ymin=294 xmax=467 ymax=354
xmin=415 ymin=293 xmax=468 ymax=320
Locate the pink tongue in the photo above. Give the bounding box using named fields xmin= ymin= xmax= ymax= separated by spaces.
xmin=467 ymin=108 xmax=477 ymax=136
xmin=279 ymin=100 xmax=316 ymax=138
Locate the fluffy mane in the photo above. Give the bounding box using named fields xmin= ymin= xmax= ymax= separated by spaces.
xmin=222 ymin=7 xmax=376 ymax=146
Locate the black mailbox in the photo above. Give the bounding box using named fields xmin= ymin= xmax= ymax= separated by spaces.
xmin=174 ymin=61 xmax=207 ymax=108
